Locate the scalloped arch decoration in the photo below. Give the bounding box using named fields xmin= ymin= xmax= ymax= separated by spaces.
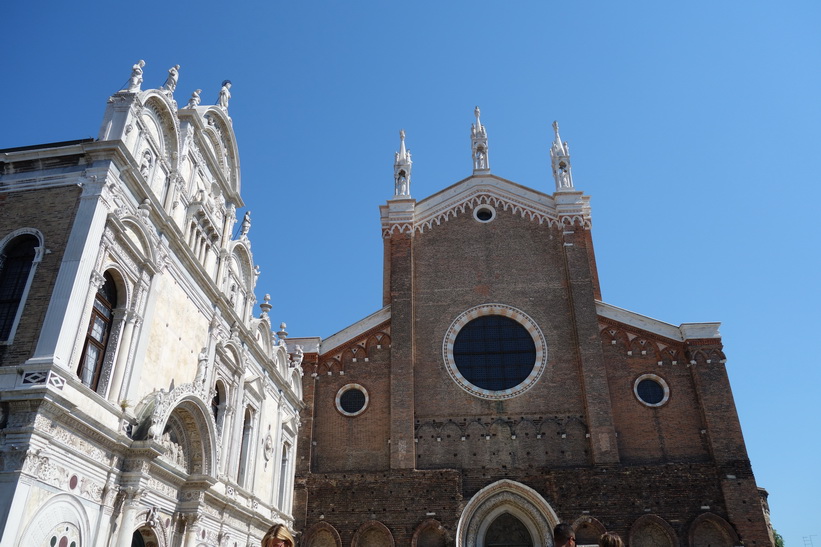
xmin=140 ymin=93 xmax=180 ymax=158
xmin=201 ymin=106 xmax=241 ymax=194
xmin=19 ymin=493 xmax=91 ymax=547
xmin=383 ymin=193 xmax=563 ymax=238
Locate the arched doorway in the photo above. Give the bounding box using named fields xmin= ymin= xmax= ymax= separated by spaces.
xmin=132 ymin=526 xmax=160 ymax=547
xmin=485 ymin=513 xmax=533 ymax=547
xmin=457 ymin=479 xmax=559 ymax=547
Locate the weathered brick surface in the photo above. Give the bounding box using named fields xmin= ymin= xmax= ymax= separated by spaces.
xmin=0 ymin=185 xmax=82 ymax=366
xmin=297 ymin=198 xmax=772 ymax=546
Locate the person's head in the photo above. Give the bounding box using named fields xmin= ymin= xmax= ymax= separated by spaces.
xmin=553 ymin=523 xmax=576 ymax=547
xmin=598 ymin=532 xmax=624 ymax=547
xmin=262 ymin=524 xmax=294 ymax=547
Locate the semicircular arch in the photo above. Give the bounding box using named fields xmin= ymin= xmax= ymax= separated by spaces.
xmin=19 ymin=493 xmax=91 ymax=547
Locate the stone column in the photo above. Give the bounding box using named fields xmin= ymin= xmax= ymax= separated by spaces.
xmin=183 ymin=512 xmax=202 ymax=547
xmin=108 ymin=311 xmax=137 ymax=403
xmin=115 ymin=487 xmax=143 ymax=547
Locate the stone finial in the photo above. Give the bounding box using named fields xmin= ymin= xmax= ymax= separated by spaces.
xmin=550 ymin=120 xmax=574 ymax=191
xmin=277 ymin=322 xmax=288 ymax=340
xmin=260 ymin=294 xmax=272 ymax=316
xmin=187 ymin=89 xmax=202 ymax=108
xmin=393 ymin=129 xmax=412 ymax=198
xmin=127 ymin=60 xmax=145 ymax=92
xmin=218 ymin=80 xmax=232 ymax=109
xmin=163 ymin=65 xmax=180 ymax=93
xmin=471 ymin=106 xmax=489 ymax=173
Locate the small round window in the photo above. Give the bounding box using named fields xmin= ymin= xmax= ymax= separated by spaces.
xmin=336 ymin=384 xmax=369 ymax=416
xmin=473 ymin=205 xmax=496 ymax=223
xmin=634 ymin=374 xmax=670 ymax=407
xmin=443 ymin=304 xmax=547 ymax=400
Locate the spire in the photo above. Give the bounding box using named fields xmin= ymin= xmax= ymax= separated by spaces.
xmin=393 ymin=129 xmax=412 ymax=198
xmin=550 ymin=121 xmax=574 ymax=191
xmin=471 ymin=106 xmax=490 ymax=173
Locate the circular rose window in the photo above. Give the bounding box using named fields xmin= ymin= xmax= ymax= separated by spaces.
xmin=443 ymin=304 xmax=547 ymax=400
xmin=336 ymin=384 xmax=369 ymax=416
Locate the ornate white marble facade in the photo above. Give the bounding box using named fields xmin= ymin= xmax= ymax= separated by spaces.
xmin=0 ymin=62 xmax=302 ymax=547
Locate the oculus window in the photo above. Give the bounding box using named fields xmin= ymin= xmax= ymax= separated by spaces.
xmin=336 ymin=384 xmax=369 ymax=416
xmin=634 ymin=374 xmax=670 ymax=407
xmin=443 ymin=304 xmax=547 ymax=400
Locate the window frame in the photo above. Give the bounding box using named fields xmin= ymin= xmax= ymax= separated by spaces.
xmin=0 ymin=230 xmax=43 ymax=345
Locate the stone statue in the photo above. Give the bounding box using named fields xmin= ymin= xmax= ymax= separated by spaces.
xmin=163 ymin=65 xmax=180 ymax=93
xmin=187 ymin=89 xmax=202 ymax=108
xmin=128 ymin=60 xmax=145 ymax=92
xmin=240 ymin=210 xmax=251 ymax=237
xmin=218 ymin=80 xmax=232 ymax=109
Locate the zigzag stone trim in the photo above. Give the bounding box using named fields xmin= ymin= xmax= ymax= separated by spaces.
xmin=383 ymin=192 xmax=564 ymax=237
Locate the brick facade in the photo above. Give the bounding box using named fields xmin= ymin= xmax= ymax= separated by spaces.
xmin=294 ymin=171 xmax=772 ymax=546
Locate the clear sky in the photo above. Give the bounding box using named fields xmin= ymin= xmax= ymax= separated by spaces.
xmin=3 ymin=1 xmax=819 ymax=544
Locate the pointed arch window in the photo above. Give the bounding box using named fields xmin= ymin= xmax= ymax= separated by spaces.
xmin=77 ymin=272 xmax=117 ymax=390
xmin=0 ymin=234 xmax=39 ymax=342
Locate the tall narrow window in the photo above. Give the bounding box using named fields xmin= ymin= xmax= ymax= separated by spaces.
xmin=278 ymin=443 xmax=291 ymax=509
xmin=77 ymin=272 xmax=117 ymax=391
xmin=237 ymin=407 xmax=253 ymax=487
xmin=0 ymin=234 xmax=38 ymax=341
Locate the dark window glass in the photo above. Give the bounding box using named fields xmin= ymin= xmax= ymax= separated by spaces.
xmin=77 ymin=272 xmax=117 ymax=391
xmin=340 ymin=388 xmax=366 ymax=414
xmin=453 ymin=315 xmax=536 ymax=391
xmin=0 ymin=235 xmax=38 ymax=340
xmin=637 ymin=378 xmax=665 ymax=405
xmin=476 ymin=208 xmax=493 ymax=221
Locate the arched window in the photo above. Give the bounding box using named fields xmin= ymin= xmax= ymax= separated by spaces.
xmin=278 ymin=442 xmax=291 ymax=509
xmin=237 ymin=407 xmax=253 ymax=487
xmin=77 ymin=272 xmax=117 ymax=390
xmin=0 ymin=234 xmax=39 ymax=342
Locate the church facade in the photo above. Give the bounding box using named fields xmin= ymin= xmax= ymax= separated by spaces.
xmin=0 ymin=64 xmax=303 ymax=546
xmin=290 ymin=110 xmax=774 ymax=546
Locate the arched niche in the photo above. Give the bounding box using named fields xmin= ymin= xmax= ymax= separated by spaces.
xmin=457 ymin=479 xmax=559 ymax=547
xmin=151 ymin=395 xmax=218 ymax=477
xmin=412 ymin=519 xmax=449 ymax=547
xmin=571 ymin=516 xmax=606 ymax=545
xmin=19 ymin=493 xmax=90 ymax=547
xmin=301 ymin=522 xmax=342 ymax=547
xmin=352 ymin=520 xmax=394 ymax=547
xmin=629 ymin=514 xmax=677 ymax=547
xmin=200 ymin=106 xmax=241 ymax=195
xmin=689 ymin=512 xmax=739 ymax=547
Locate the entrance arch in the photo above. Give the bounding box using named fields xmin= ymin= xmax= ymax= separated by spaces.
xmin=456 ymin=480 xmax=559 ymax=547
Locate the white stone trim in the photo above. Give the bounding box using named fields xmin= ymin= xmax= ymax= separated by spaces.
xmin=633 ymin=373 xmax=670 ymax=408
xmin=456 ymin=479 xmax=559 ymax=547
xmin=473 ymin=204 xmax=496 ymax=223
xmin=596 ymin=301 xmax=721 ymax=342
xmin=335 ymin=384 xmax=369 ymax=417
xmin=442 ymin=304 xmax=547 ymax=400
xmin=321 ymin=305 xmax=390 ymax=355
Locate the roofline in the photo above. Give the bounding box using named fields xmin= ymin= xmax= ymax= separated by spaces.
xmin=596 ymin=300 xmax=721 ymax=341
xmin=0 ymin=138 xmax=95 ymax=154
xmin=320 ymin=305 xmax=391 ymax=355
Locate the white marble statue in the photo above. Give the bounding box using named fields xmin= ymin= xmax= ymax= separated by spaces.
xmin=127 ymin=60 xmax=145 ymax=92
xmin=163 ymin=65 xmax=180 ymax=93
xmin=187 ymin=89 xmax=202 ymax=108
xmin=218 ymin=80 xmax=232 ymax=109
xmin=240 ymin=210 xmax=251 ymax=237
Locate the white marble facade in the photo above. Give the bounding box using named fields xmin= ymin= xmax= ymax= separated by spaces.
xmin=0 ymin=63 xmax=303 ymax=547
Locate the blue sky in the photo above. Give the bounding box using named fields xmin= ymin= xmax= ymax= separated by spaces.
xmin=3 ymin=1 xmax=820 ymax=544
